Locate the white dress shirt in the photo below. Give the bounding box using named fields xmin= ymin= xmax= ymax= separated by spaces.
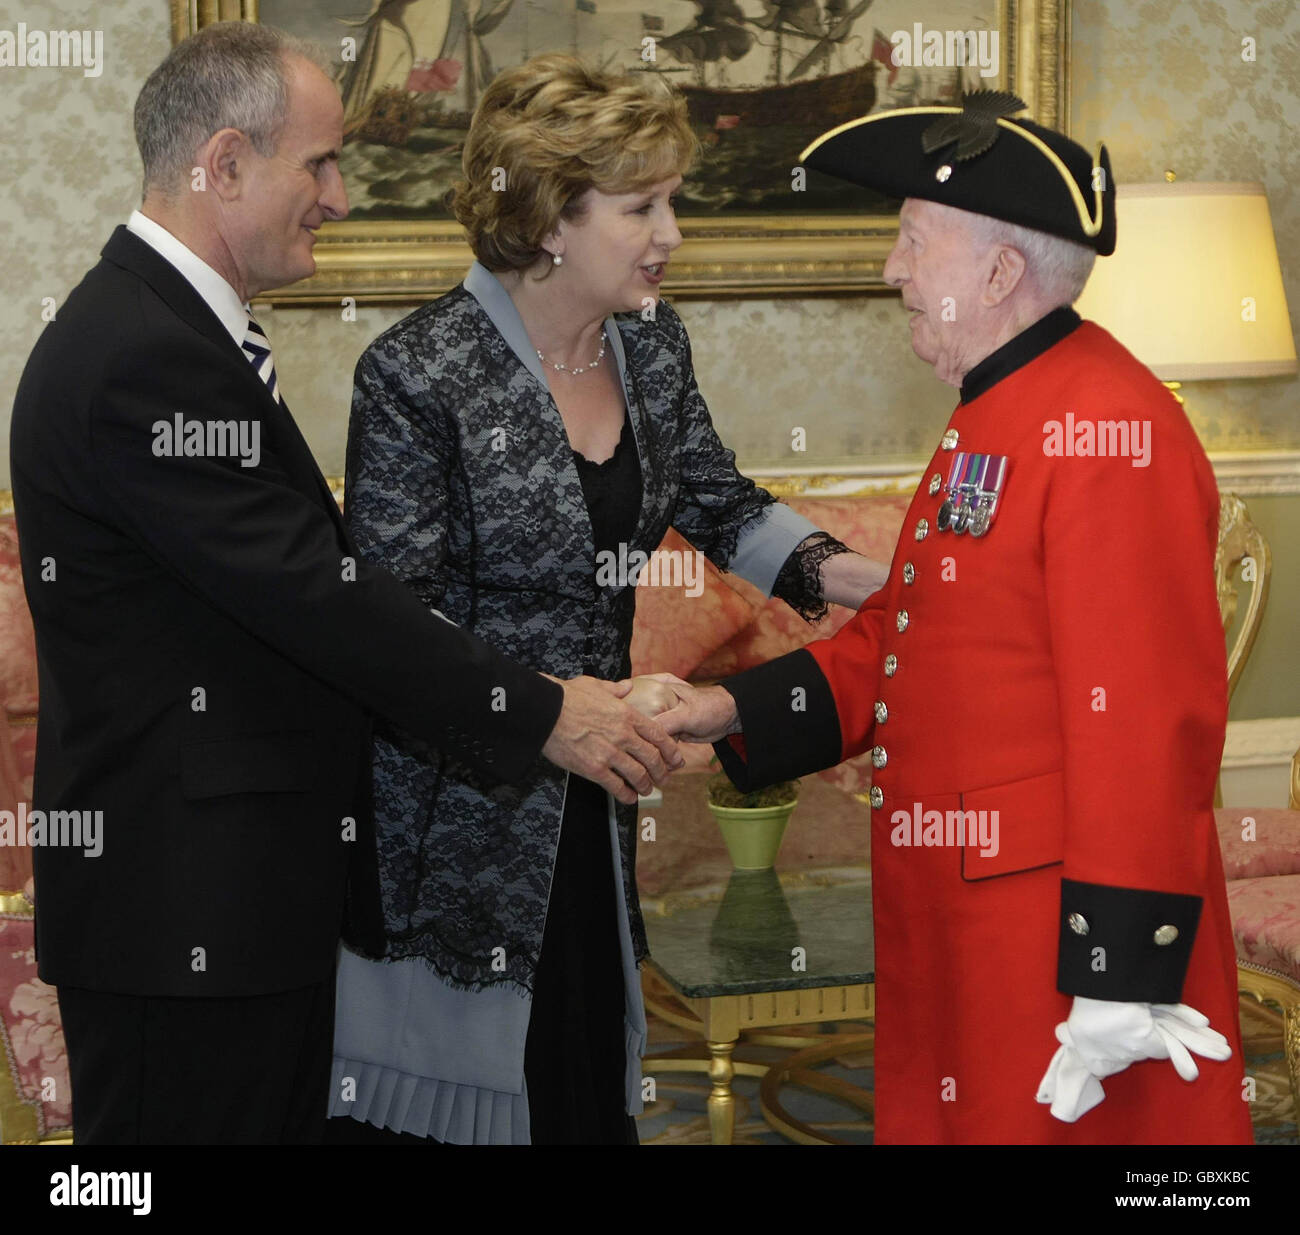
xmin=125 ymin=209 xmax=250 ymax=349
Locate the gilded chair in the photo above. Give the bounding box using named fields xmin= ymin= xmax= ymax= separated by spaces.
xmin=1212 ymin=492 xmax=1300 ymax=1119
xmin=1216 ymin=491 xmax=1272 ymax=704
xmin=1218 ymin=746 xmax=1300 ymax=1120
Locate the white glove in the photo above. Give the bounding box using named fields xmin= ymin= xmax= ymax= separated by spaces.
xmin=1036 ymin=998 xmax=1232 ymax=1123
xmin=1036 ymin=1040 xmax=1107 ymax=1122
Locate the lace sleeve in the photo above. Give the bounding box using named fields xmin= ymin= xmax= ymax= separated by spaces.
xmin=771 ymin=531 xmax=855 ymax=624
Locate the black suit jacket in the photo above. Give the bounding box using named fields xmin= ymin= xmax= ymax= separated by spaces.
xmin=9 ymin=227 xmax=563 ymax=998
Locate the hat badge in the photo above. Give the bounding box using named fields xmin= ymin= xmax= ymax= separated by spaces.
xmin=921 ymin=89 xmax=1028 ymax=166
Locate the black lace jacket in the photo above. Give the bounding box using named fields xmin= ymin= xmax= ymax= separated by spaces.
xmin=344 ymin=267 xmax=848 ymax=993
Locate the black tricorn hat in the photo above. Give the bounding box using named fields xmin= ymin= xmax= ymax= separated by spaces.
xmin=800 ymin=91 xmax=1117 ymax=256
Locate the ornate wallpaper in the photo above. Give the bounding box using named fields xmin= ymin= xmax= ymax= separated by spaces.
xmin=0 ymin=0 xmax=1296 ymax=482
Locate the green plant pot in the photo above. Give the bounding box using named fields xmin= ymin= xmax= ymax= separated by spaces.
xmin=707 ymin=801 xmax=798 ymax=871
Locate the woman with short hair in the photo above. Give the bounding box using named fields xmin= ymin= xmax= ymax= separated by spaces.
xmin=327 ymin=53 xmax=886 ymax=1145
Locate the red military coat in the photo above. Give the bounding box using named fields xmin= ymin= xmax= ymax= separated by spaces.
xmin=716 ymin=310 xmax=1252 ymax=1144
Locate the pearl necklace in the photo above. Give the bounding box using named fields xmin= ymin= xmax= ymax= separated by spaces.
xmin=537 ymin=330 xmax=606 ymax=376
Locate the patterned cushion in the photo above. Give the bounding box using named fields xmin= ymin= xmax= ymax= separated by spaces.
xmin=1226 ymin=875 xmax=1300 ymax=982
xmin=0 ymin=517 xmax=37 ymax=893
xmin=1215 ymin=808 xmax=1300 ymax=880
xmin=629 ymin=528 xmax=759 ymax=681
xmin=693 ymin=495 xmax=911 ymax=680
xmin=0 ymin=908 xmax=71 ymax=1141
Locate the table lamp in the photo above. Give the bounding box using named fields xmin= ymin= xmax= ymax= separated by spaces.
xmin=1074 ymin=181 xmax=1297 ymax=402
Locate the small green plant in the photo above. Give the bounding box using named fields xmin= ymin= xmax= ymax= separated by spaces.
xmin=706 ymin=773 xmax=799 ymax=809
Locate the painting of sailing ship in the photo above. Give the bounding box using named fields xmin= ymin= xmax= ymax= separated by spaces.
xmin=259 ymin=0 xmax=997 ymax=221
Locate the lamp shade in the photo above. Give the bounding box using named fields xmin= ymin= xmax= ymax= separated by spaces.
xmin=1074 ymin=182 xmax=1296 ymax=380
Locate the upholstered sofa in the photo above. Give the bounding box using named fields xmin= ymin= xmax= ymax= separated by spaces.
xmin=1215 ymin=759 xmax=1300 ymax=1113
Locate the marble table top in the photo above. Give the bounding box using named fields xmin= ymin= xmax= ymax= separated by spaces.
xmin=641 ymin=867 xmax=874 ymax=998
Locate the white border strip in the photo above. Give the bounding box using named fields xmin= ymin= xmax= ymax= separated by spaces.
xmin=1222 ymin=717 xmax=1300 ymax=769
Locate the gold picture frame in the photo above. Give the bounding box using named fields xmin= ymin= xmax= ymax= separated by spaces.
xmin=171 ymin=0 xmax=1070 ymax=303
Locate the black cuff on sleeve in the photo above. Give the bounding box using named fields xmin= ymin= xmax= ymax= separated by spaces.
xmin=711 ymin=648 xmax=841 ymax=793
xmin=449 ymin=668 xmax=565 ymax=784
xmin=490 ymin=671 xmax=566 ymax=782
xmin=1056 ymin=878 xmax=1202 ymax=1003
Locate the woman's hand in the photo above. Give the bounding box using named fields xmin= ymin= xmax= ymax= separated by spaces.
xmin=619 ymin=675 xmax=684 ymax=718
xmin=820 ymin=550 xmax=890 ymax=610
xmin=619 ymin=673 xmax=740 ymax=743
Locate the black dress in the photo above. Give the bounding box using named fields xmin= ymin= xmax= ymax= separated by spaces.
xmin=522 ymin=414 xmax=643 ymax=1145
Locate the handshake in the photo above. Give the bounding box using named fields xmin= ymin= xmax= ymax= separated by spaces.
xmin=539 ymin=672 xmax=740 ymax=805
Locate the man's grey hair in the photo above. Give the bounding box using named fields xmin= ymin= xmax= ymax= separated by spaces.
xmin=134 ymin=21 xmax=335 ymax=199
xmin=965 ymin=213 xmax=1097 ymax=306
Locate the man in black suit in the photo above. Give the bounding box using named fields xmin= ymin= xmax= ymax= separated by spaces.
xmin=8 ymin=21 xmax=680 ymax=1144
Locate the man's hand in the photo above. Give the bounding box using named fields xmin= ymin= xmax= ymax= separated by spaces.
xmin=625 ymin=673 xmax=741 ymax=744
xmin=540 ymin=675 xmax=684 ymax=804
xmin=1036 ymin=997 xmax=1233 ymax=1122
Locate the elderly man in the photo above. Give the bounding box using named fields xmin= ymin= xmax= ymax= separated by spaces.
xmin=651 ymin=93 xmax=1251 ymax=1143
xmin=9 ymin=22 xmax=679 ymax=1144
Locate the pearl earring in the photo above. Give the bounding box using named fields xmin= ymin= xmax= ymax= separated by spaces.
xmin=552 ymin=253 xmax=562 ymax=266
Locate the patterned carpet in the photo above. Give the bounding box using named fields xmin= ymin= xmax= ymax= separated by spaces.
xmin=635 ymin=997 xmax=1297 ymax=1145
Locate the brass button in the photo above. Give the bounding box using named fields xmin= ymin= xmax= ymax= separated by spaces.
xmin=896 ymin=610 xmax=909 ymax=633
xmin=1153 ymin=924 xmax=1179 ymax=946
xmin=871 ymin=745 xmax=887 ymax=769
xmin=902 ymin=562 xmax=915 ymax=585
xmin=935 ymin=164 xmax=953 ymax=183
xmin=874 ymin=700 xmax=888 ymax=724
xmin=1067 ymin=912 xmax=1089 ymax=936
xmin=914 ymin=518 xmax=929 ymax=541
xmin=941 ymin=428 xmax=959 ymax=451
xmin=869 ymin=786 xmax=883 ymax=809
xmin=928 ymin=473 xmax=942 ymax=497
xmin=884 ymin=654 xmax=898 ymax=677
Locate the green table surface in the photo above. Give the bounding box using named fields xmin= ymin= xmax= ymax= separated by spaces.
xmin=641 ymin=868 xmax=875 ymax=999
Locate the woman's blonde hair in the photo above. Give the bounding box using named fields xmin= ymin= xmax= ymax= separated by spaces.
xmin=450 ymin=54 xmax=699 ymax=273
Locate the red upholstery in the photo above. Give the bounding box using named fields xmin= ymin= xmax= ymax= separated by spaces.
xmin=0 ymin=513 xmax=67 ymax=1140
xmin=1216 ymin=808 xmax=1300 ymax=881
xmin=0 ymin=518 xmax=36 ymax=893
xmin=0 ymin=908 xmax=70 ymax=1140
xmin=1215 ymin=810 xmax=1300 ymax=1112
xmin=627 ymin=527 xmax=758 ymax=681
xmin=1227 ymin=875 xmax=1300 ymax=982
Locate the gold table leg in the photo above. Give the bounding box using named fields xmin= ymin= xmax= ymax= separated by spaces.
xmin=641 ymin=970 xmax=876 ymax=1144
xmin=707 ymin=1039 xmax=736 ymax=1145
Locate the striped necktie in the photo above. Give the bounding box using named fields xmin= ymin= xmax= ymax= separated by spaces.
xmin=242 ymin=313 xmax=281 ymax=404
